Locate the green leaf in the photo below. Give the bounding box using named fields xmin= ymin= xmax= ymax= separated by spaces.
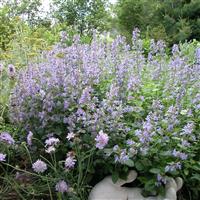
xmin=191 ymin=174 xmax=200 ymax=181
xmin=180 ymin=109 xmax=188 ymax=115
xmin=112 ymin=171 xmax=119 ymax=183
xmin=135 ymin=161 xmax=145 ymax=171
xmin=124 ymin=159 xmax=134 ymax=167
xmin=149 ymin=168 xmax=161 ymax=174
xmin=144 ymin=179 xmax=156 ymax=192
xmin=103 ymin=148 xmax=113 ymax=156
xmin=184 ymin=169 xmax=189 ymax=176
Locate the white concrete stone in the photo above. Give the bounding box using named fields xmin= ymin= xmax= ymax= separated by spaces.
xmin=89 ymin=170 xmax=183 ymax=200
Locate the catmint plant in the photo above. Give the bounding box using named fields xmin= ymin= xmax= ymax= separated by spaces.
xmin=4 ymin=31 xmax=200 ymax=199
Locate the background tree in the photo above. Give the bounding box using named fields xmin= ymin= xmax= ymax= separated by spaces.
xmin=0 ymin=6 xmax=16 ymax=50
xmin=1 ymin=0 xmax=43 ymax=26
xmin=115 ymin=0 xmax=200 ymax=45
xmin=116 ymin=0 xmax=158 ymax=41
xmin=52 ymin=0 xmax=110 ymax=34
xmin=154 ymin=0 xmax=200 ymax=44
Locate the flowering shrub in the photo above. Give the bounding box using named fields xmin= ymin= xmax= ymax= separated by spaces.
xmin=1 ymin=30 xmax=200 ymax=199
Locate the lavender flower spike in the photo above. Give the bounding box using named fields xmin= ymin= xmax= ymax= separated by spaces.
xmin=27 ymin=131 xmax=33 ymax=146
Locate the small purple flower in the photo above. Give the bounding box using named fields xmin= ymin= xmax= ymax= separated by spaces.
xmin=181 ymin=122 xmax=194 ymax=135
xmin=195 ymin=104 xmax=200 ymax=110
xmin=195 ymin=48 xmax=200 ymax=63
xmin=126 ymin=139 xmax=135 ymax=146
xmin=95 ymin=130 xmax=109 ymax=150
xmin=113 ymin=145 xmax=119 ymax=152
xmin=8 ymin=64 xmax=15 ymax=78
xmin=181 ymin=140 xmax=190 ymax=147
xmin=143 ymin=119 xmax=153 ymax=132
xmin=65 ymin=156 xmax=76 ymax=169
xmin=118 ymin=150 xmax=129 ymax=164
xmin=172 ymin=149 xmax=188 ymax=160
xmin=179 ymin=153 xmax=188 ymax=160
xmin=45 ymin=137 xmax=60 ymax=147
xmin=0 ymin=153 xmax=6 ymax=161
xmin=45 ymin=137 xmax=60 ymax=153
xmin=175 ymin=162 xmax=182 ymax=170
xmin=165 ymin=162 xmax=182 ymax=172
xmin=114 ymin=155 xmax=120 ymax=163
xmin=55 ymin=180 xmax=68 ymax=193
xmin=172 ymin=44 xmax=179 ymax=56
xmin=76 ymin=108 xmax=86 ymax=117
xmin=66 ymin=132 xmax=75 ymax=141
xmin=172 ymin=149 xmax=179 ymax=157
xmin=79 ymin=87 xmax=92 ymax=104
xmin=45 ymin=146 xmax=56 ymax=154
xmin=0 ymin=132 xmax=15 ymax=145
xmin=27 ymin=131 xmax=33 ymax=146
xmin=60 ymin=31 xmax=68 ymax=42
xmin=167 ymin=124 xmax=174 ymax=132
xmin=127 ymin=76 xmax=140 ymax=91
xmin=63 ymin=117 xmax=68 ymax=124
xmin=135 ymin=129 xmax=142 ymax=137
xmin=32 ymin=159 xmax=47 ymax=173
xmin=64 ymin=100 xmax=69 ymax=110
xmin=157 ymin=174 xmax=166 ymax=183
xmin=132 ymin=28 xmax=140 ymax=41
xmin=156 ymin=174 xmax=167 ymax=186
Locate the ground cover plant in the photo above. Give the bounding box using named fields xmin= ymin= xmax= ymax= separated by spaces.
xmin=0 ymin=30 xmax=200 ymax=200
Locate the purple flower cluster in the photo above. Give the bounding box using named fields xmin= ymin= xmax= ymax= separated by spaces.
xmin=0 ymin=153 xmax=6 ymax=162
xmin=55 ymin=180 xmax=68 ymax=193
xmin=27 ymin=131 xmax=33 ymax=146
xmin=45 ymin=137 xmax=60 ymax=146
xmin=8 ymin=31 xmax=200 ymax=187
xmin=156 ymin=174 xmax=167 ymax=186
xmin=10 ymin=33 xmax=142 ymax=140
xmin=45 ymin=137 xmax=60 ymax=154
xmin=181 ymin=122 xmax=194 ymax=135
xmin=165 ymin=162 xmax=182 ymax=172
xmin=0 ymin=132 xmax=15 ymax=145
xmin=65 ymin=153 xmax=76 ymax=169
xmin=114 ymin=149 xmax=129 ymax=164
xmin=95 ymin=130 xmax=109 ymax=150
xmin=32 ymin=159 xmax=47 ymax=173
xmin=172 ymin=149 xmax=188 ymax=160
xmin=111 ymin=141 xmax=137 ymax=165
xmin=135 ymin=113 xmax=156 ymax=148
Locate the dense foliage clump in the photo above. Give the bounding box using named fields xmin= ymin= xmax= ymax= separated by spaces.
xmin=2 ymin=31 xmax=199 ymax=199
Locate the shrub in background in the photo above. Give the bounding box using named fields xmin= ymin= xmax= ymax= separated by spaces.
xmin=0 ymin=6 xmax=16 ymax=51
